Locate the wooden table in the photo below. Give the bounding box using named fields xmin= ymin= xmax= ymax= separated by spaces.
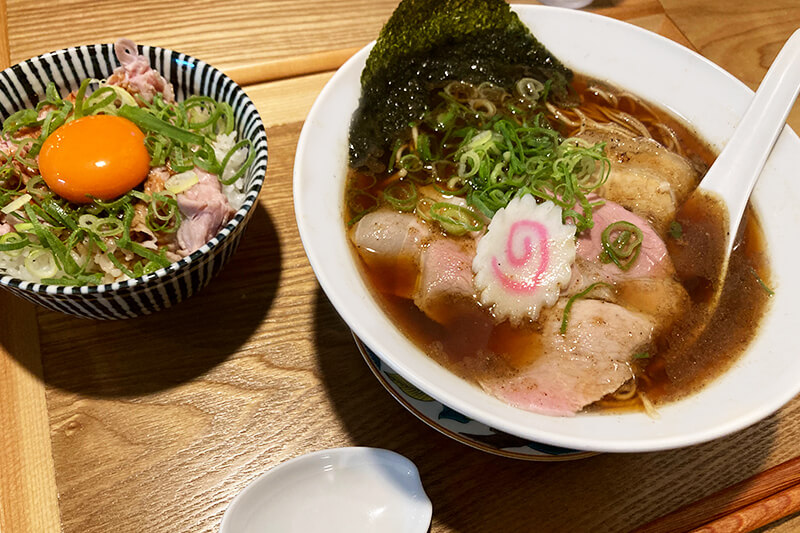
xmin=1 ymin=1 xmax=799 ymax=532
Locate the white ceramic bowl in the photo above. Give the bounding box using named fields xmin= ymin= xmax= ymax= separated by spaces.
xmin=294 ymin=6 xmax=800 ymax=453
xmin=219 ymin=448 xmax=431 ymax=533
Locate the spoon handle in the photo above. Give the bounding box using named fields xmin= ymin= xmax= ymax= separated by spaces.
xmin=699 ymin=29 xmax=800 ymax=255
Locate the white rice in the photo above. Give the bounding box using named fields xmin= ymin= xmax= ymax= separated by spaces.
xmin=212 ymin=131 xmax=248 ymax=210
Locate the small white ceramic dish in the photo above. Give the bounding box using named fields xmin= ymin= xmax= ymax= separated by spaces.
xmin=219 ymin=448 xmax=432 ymax=533
xmin=294 ymin=5 xmax=800 ymax=453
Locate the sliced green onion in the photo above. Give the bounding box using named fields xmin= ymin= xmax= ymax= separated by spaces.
xmin=25 ymin=248 xmax=58 ymax=278
xmin=669 ymin=221 xmax=683 ymax=239
xmin=121 ymin=241 xmax=171 ymax=267
xmin=184 ymin=96 xmax=223 ymax=130
xmin=117 ymin=105 xmax=205 ymax=146
xmin=32 ymin=106 xmax=70 ymax=156
xmin=81 ymin=87 xmax=117 ymax=116
xmin=107 ymin=252 xmax=136 ymax=278
xmin=515 ymin=77 xmax=545 ymax=101
xmin=78 ymin=214 xmax=124 ymax=237
xmin=0 ymin=232 xmax=29 ymax=252
xmin=90 ymin=193 xmax=134 ymax=213
xmin=388 ymin=92 xmax=611 ymax=234
xmin=102 ymin=84 xmax=138 ymax=108
xmin=457 ymin=150 xmax=481 ymax=179
xmin=24 ymin=204 xmax=80 ymax=275
xmin=39 ymin=277 xmax=82 ymax=285
xmin=2 ymin=193 xmax=32 ymax=214
xmin=146 ymin=193 xmax=181 ymax=233
xmin=72 ymin=78 xmax=93 ymax=119
xmin=218 ymin=103 xmax=235 ymax=135
xmin=749 ymin=266 xmax=775 ymax=296
xmin=414 ymin=196 xmax=436 ymax=222
xmin=560 ymin=282 xmax=612 ymax=334
xmin=399 ymin=153 xmax=423 ymax=173
xmin=416 ymin=133 xmax=433 ymax=161
xmin=27 ymin=202 xmax=59 ymax=227
xmin=11 ymin=139 xmax=39 ymax=168
xmin=430 ymin=202 xmax=483 ymax=236
xmin=443 ymin=81 xmax=476 ymax=102
xmin=85 ymin=230 xmax=108 ymax=253
xmin=599 ymin=221 xmax=644 ymax=271
xmin=432 ymin=105 xmax=457 ymax=131
xmin=12 ymin=222 xmax=34 ymax=234
xmin=145 ymin=135 xmax=169 ymax=167
xmin=346 ymin=190 xmax=379 ymax=226
xmin=383 ymin=181 xmax=417 ymax=212
xmin=41 ymin=82 xmax=63 ymax=106
xmin=143 ymin=260 xmax=161 ymax=275
xmin=469 ymin=98 xmax=497 ymax=117
xmin=463 ymin=130 xmax=494 ymax=151
xmin=3 ymin=108 xmax=39 ymax=135
xmin=42 ymin=199 xmax=78 ymax=230
xmin=25 ymin=176 xmax=51 ymax=199
xmin=387 ymin=139 xmax=403 ymax=173
xmin=219 ymin=139 xmax=254 ymax=186
xmin=64 ymin=228 xmax=85 ymax=253
xmin=433 ymin=179 xmax=470 ymax=197
xmin=165 ymin=171 xmax=199 ymax=194
xmin=168 ymin=145 xmax=195 ymax=173
xmin=117 ymin=202 xmax=135 ymax=247
xmin=192 ymin=145 xmax=221 ymax=174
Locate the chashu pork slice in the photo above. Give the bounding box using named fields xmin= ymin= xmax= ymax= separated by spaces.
xmin=577 ymin=129 xmax=699 ymax=236
xmin=350 ymin=209 xmax=430 ymax=299
xmin=480 ymin=299 xmax=655 ymax=416
xmin=413 ymin=237 xmax=478 ymax=325
xmin=176 ymin=169 xmax=235 ymax=256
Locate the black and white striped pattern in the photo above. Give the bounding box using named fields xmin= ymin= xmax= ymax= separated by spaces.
xmin=0 ymin=44 xmax=268 ymax=319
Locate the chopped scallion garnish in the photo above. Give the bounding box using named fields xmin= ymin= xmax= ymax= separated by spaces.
xmin=749 ymin=266 xmax=775 ymax=296
xmin=383 ymin=181 xmax=418 ymax=212
xmin=430 ymin=202 xmax=484 ymax=236
xmin=560 ymin=282 xmax=612 ymax=334
xmin=599 ymin=220 xmax=644 ymax=271
xmin=669 ymin=220 xmax=683 ymax=239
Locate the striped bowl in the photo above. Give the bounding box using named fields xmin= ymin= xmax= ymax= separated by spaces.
xmin=0 ymin=43 xmax=268 ymax=319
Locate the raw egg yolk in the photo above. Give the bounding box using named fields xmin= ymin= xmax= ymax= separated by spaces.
xmin=38 ymin=115 xmax=151 ymax=204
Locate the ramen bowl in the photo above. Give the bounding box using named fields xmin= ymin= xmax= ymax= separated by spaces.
xmin=0 ymin=43 xmax=267 ymax=319
xmin=294 ymin=6 xmax=800 ymax=453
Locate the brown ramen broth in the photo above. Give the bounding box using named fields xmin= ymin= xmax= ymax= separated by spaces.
xmin=345 ymin=73 xmax=772 ymax=415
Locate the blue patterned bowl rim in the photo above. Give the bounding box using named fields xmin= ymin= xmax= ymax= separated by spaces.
xmin=355 ymin=335 xmax=599 ymax=462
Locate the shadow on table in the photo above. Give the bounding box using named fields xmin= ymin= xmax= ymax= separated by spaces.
xmin=7 ymin=203 xmax=280 ymax=397
xmin=311 ymin=286 xmax=778 ymax=532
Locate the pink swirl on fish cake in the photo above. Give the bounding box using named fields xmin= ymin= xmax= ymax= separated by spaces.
xmin=491 ymin=220 xmax=550 ymax=293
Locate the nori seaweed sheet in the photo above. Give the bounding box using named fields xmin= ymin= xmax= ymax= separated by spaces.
xmin=349 ymin=0 xmax=573 ymax=169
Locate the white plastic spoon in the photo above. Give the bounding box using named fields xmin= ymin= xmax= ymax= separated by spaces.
xmin=697 ymin=29 xmax=800 ymax=274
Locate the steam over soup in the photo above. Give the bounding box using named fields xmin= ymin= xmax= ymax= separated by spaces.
xmin=344 ymin=1 xmax=771 ymax=417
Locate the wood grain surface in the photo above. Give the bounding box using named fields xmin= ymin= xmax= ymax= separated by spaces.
xmin=1 ymin=1 xmax=799 ymax=532
xmin=4 ymin=0 xmax=667 ymax=73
